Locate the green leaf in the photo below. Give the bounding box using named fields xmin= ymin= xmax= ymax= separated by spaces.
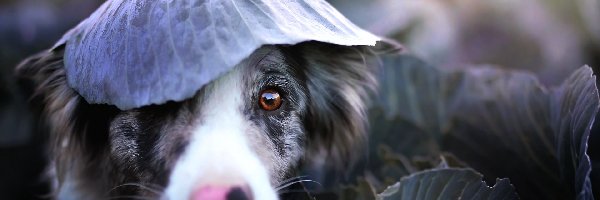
xmin=443 ymin=66 xmax=598 ymax=199
xmin=368 ymin=55 xmax=446 ymax=159
xmin=338 ymin=178 xmax=378 ymax=200
xmin=550 ymin=67 xmax=597 ymax=200
xmin=368 ymin=54 xmax=599 ymax=199
xmin=377 ymin=168 xmax=517 ymax=200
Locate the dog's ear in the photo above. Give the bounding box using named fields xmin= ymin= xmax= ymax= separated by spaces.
xmin=296 ymin=42 xmax=380 ymax=171
xmin=15 ymin=46 xmax=86 ymax=150
xmin=14 ymin=45 xmax=84 ymax=143
xmin=15 ymin=46 xmax=69 ymax=112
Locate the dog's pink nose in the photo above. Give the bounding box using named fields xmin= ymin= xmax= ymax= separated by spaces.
xmin=190 ymin=185 xmax=252 ymax=200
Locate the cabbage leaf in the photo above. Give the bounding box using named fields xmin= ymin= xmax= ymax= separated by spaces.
xmin=56 ymin=0 xmax=381 ymax=109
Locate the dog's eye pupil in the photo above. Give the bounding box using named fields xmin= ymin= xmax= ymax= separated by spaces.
xmin=259 ymin=89 xmax=282 ymax=111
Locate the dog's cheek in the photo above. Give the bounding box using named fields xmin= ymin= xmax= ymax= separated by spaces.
xmin=252 ymin=113 xmax=305 ymax=182
xmin=244 ymin=120 xmax=283 ymax=182
xmin=150 ymin=128 xmax=191 ymax=184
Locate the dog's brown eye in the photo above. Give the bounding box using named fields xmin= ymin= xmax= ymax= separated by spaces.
xmin=259 ymin=89 xmax=282 ymax=111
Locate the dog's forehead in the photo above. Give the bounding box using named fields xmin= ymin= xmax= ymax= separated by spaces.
xmin=246 ymin=46 xmax=287 ymax=67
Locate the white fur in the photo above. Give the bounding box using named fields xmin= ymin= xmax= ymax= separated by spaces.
xmin=163 ymin=68 xmax=278 ymax=200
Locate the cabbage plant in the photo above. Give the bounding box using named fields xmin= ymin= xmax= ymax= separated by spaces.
xmin=351 ymin=55 xmax=598 ymax=200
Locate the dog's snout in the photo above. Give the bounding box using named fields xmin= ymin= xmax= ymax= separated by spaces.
xmin=190 ymin=185 xmax=253 ymax=200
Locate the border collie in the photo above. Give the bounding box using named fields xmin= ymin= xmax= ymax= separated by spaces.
xmin=16 ymin=41 xmax=382 ymax=200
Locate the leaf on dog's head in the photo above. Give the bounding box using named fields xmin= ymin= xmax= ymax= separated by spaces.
xmin=57 ymin=0 xmax=382 ymax=109
xmin=377 ymin=168 xmax=518 ymax=200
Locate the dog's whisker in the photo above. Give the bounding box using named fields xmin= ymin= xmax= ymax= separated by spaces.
xmin=275 ymin=179 xmax=322 ymax=192
xmin=109 ymin=183 xmax=163 ymax=195
xmin=276 ymin=175 xmax=309 ymax=187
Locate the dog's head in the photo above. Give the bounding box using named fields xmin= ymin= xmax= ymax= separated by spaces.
xmin=16 ymin=42 xmax=380 ymax=199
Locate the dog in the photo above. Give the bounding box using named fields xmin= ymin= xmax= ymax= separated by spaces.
xmin=16 ymin=41 xmax=382 ymax=200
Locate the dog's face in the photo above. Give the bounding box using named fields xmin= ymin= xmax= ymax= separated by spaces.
xmin=110 ymin=46 xmax=308 ymax=199
xmin=17 ymin=42 xmax=377 ymax=200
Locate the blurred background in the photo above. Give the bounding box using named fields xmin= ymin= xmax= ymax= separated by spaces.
xmin=0 ymin=0 xmax=599 ymax=199
xmin=0 ymin=0 xmax=103 ymax=199
xmin=329 ymin=0 xmax=600 ymax=86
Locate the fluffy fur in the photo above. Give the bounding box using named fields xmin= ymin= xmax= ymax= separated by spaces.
xmin=16 ymin=41 xmax=385 ymax=199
